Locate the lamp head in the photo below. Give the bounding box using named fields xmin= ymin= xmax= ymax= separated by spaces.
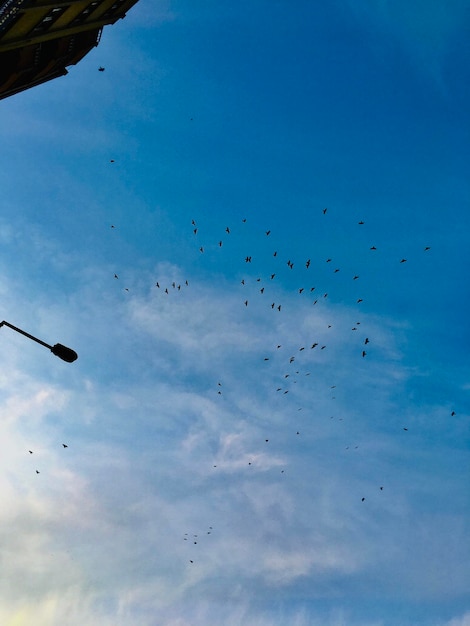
xmin=51 ymin=343 xmax=78 ymax=363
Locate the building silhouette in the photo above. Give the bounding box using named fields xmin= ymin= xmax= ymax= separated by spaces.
xmin=0 ymin=0 xmax=139 ymax=100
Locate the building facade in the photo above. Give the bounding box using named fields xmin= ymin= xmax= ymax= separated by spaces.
xmin=0 ymin=0 xmax=139 ymax=100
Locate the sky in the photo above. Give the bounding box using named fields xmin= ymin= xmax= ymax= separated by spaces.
xmin=0 ymin=1 xmax=469 ymax=625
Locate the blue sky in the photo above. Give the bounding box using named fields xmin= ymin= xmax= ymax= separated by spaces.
xmin=0 ymin=1 xmax=469 ymax=625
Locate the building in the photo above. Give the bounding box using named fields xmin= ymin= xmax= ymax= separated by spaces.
xmin=0 ymin=0 xmax=140 ymax=100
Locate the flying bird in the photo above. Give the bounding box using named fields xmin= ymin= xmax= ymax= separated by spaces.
xmin=265 ymin=230 xmax=271 ymax=236
xmin=400 ymin=258 xmax=407 ymax=263
xmin=370 ymin=246 xmax=377 ymax=250
xmin=364 ymin=338 xmax=369 ymax=344
xmin=225 ymin=227 xmax=230 ymax=234
xmin=424 ymin=246 xmax=431 ymax=251
xmin=306 ymin=259 xmax=311 ymax=268
xmin=114 ymin=274 xmax=118 ymax=279
xmin=323 ymin=208 xmax=328 ymax=214
xmin=98 ymin=66 xmax=105 ymax=71
xmin=362 ymin=351 xmax=366 ymax=357
xmin=62 ymin=444 xmax=68 ymax=448
xmin=358 ymin=220 xmax=364 ymax=225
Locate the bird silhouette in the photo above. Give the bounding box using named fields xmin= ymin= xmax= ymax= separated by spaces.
xmin=362 ymin=351 xmax=366 ymax=357
xmin=114 ymin=274 xmax=118 ymax=279
xmin=98 ymin=66 xmax=105 ymax=71
xmin=62 ymin=444 xmax=68 ymax=448
xmin=323 ymin=208 xmax=328 ymax=214
xmin=400 ymin=259 xmax=407 ymax=263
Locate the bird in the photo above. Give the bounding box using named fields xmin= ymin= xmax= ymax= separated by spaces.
xmin=218 ymin=241 xmax=223 ymax=247
xmin=306 ymin=259 xmax=311 ymax=269
xmin=357 ymin=298 xmax=363 ymax=303
xmin=334 ymin=268 xmax=340 ymax=273
xmin=111 ymin=224 xmax=115 ymax=228
xmin=323 ymin=208 xmax=328 ymax=214
xmin=270 ymin=274 xmax=275 ymax=279
xmin=362 ymin=497 xmax=365 ymax=501
xmin=245 ymin=256 xmax=252 ymax=263
xmin=265 ymin=230 xmax=271 ymax=236
xmin=244 ymin=300 xmax=248 ymax=306
xmin=403 ymin=427 xmax=408 ymax=431
xmin=114 ymin=274 xmax=118 ymax=279
xmin=271 ymin=303 xmax=275 ymax=308
xmin=362 ymin=351 xmax=366 ymax=357
xmin=424 ymin=246 xmax=431 ymax=251
xmin=242 ymin=218 xmax=247 ymax=223
xmin=110 ymin=159 xmax=115 ymax=163
xmin=326 ymin=258 xmax=332 ymax=263
xmin=364 ymin=338 xmax=369 ymax=344
xmin=260 ymin=287 xmax=265 ymax=293
xmin=311 ymin=343 xmax=318 ymax=348
xmin=29 ymin=450 xmax=33 ymax=454
xmin=370 ymin=246 xmax=377 ymax=250
xmin=241 ymin=279 xmax=245 ymax=285
xmin=193 ymin=228 xmax=198 ymax=234
xmin=62 ymin=444 xmax=68 ymax=448
xmin=156 ymin=282 xmax=160 ymax=288
xmin=191 ymin=219 xmax=196 ymax=226
xmin=400 ymin=258 xmax=407 ymax=263
xmin=358 ymin=220 xmax=364 ymax=225
xmin=225 ymin=227 xmax=230 ymax=234
xmin=199 ymin=247 xmax=204 ymax=253
xmin=451 ymin=411 xmax=456 ymax=416
xmin=277 ymin=305 xmax=281 ymax=311
xmin=299 ymin=288 xmax=304 ymax=294
xmin=36 ymin=470 xmax=40 ymax=474
xmin=98 ymin=66 xmax=105 ymax=71
xmin=353 ymin=275 xmax=359 ymax=280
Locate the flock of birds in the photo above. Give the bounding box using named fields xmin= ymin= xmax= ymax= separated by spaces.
xmin=27 ymin=158 xmax=457 ymax=571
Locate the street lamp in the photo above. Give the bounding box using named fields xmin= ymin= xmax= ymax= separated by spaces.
xmin=0 ymin=320 xmax=78 ymax=363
